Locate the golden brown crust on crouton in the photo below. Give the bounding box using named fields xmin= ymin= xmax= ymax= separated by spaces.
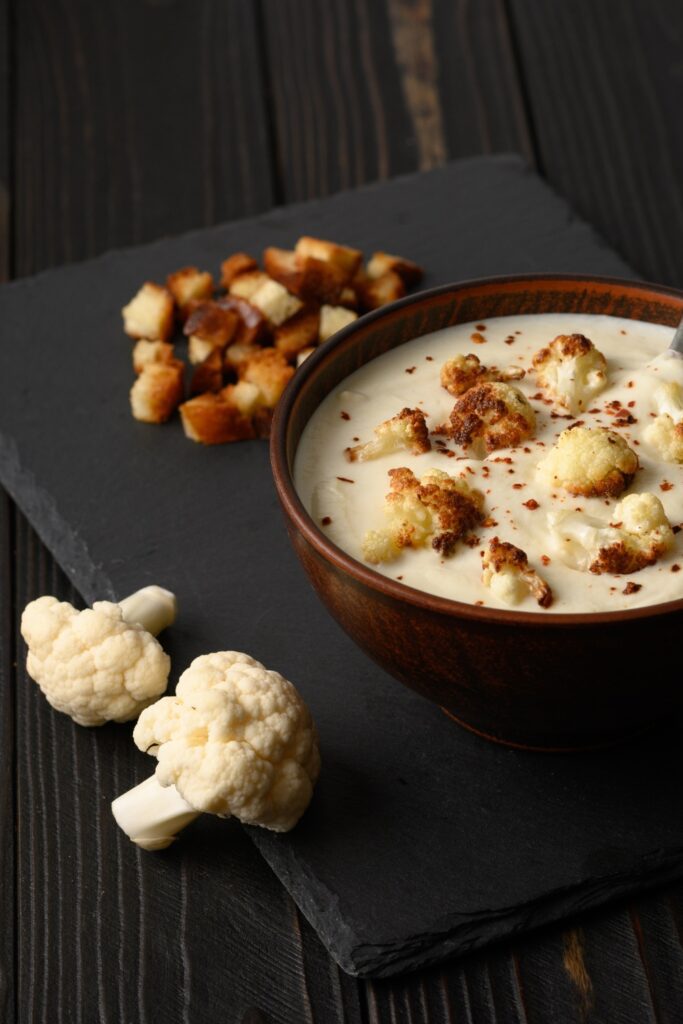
xmin=295 ymin=236 xmax=363 ymax=281
xmin=239 ymin=348 xmax=294 ymax=408
xmin=275 ymin=309 xmax=321 ymax=360
xmin=189 ymin=349 xmax=224 ymax=396
xmin=130 ymin=360 xmax=184 ymax=423
xmin=319 ymin=305 xmax=358 ymax=342
xmin=218 ymin=296 xmax=269 ymax=347
xmin=228 ymin=270 xmax=270 ymax=300
xmin=224 ymin=342 xmax=262 ymax=373
xmin=183 ymin=301 xmax=239 ymax=349
xmin=357 ymin=270 xmax=406 ymax=311
xmin=367 ymin=252 xmax=423 ymax=287
xmin=220 ymin=253 xmax=259 ymax=289
xmin=446 ymin=382 xmax=535 ymax=451
xmin=132 ymin=340 xmax=175 ymax=375
xmin=166 ymin=267 xmax=214 ymax=315
xmin=179 ymin=390 xmax=256 ymax=444
xmin=122 ymin=282 xmax=175 ymax=341
xmin=263 ymin=247 xmax=349 ymax=304
xmin=263 ymin=247 xmax=301 ymax=292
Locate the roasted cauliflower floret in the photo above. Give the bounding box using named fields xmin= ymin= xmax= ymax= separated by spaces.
xmin=548 ymin=493 xmax=675 ymax=575
xmin=440 ymin=353 xmax=525 ymax=398
xmin=538 ymin=426 xmax=638 ymax=497
xmin=362 ymin=467 xmax=484 ymax=563
xmin=532 ymin=333 xmax=607 ymax=415
xmin=443 ymin=382 xmax=535 ymax=453
xmin=644 ymin=381 xmax=683 ymax=463
xmin=481 ymin=537 xmax=553 ymax=608
xmin=345 ymin=407 xmax=431 ymax=462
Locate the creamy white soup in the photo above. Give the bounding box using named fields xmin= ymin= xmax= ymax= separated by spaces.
xmin=294 ymin=314 xmax=683 ymax=613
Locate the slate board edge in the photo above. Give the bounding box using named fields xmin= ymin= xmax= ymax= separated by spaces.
xmin=253 ymin=831 xmax=683 ymax=977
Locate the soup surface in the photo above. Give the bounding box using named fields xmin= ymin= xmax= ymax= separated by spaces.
xmin=294 ymin=314 xmax=683 ymax=613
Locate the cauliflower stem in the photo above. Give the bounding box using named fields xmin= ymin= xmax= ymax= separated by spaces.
xmin=112 ymin=775 xmax=199 ymax=851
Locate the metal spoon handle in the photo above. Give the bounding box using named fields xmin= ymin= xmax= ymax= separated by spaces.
xmin=669 ymin=314 xmax=683 ymax=355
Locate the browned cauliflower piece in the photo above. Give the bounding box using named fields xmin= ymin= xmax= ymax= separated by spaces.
xmin=442 ymin=382 xmax=535 ymax=453
xmin=482 ymin=537 xmax=553 ymax=608
xmin=440 ymin=353 xmax=525 ymax=398
xmin=345 ymin=408 xmax=431 ymax=463
xmin=532 ymin=333 xmax=607 ymax=414
xmin=644 ymin=381 xmax=683 ymax=463
xmin=548 ymin=493 xmax=675 ymax=575
xmin=538 ymin=426 xmax=638 ymax=498
xmin=362 ymin=467 xmax=484 ymax=563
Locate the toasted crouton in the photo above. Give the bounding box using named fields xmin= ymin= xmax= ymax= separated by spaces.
xmin=275 ymin=309 xmax=320 ymax=360
xmin=250 ymin=279 xmax=303 ymax=326
xmin=130 ymin=360 xmax=184 ymax=423
xmin=224 ymin=342 xmax=262 ymax=372
xmin=367 ymin=252 xmax=423 ymax=287
xmin=219 ymin=296 xmax=269 ymax=346
xmin=223 ymin=380 xmax=263 ymax=417
xmin=357 ymin=270 xmax=406 ymax=311
xmin=228 ymin=270 xmax=270 ymax=300
xmin=122 ymin=282 xmax=174 ymax=341
xmin=166 ymin=267 xmax=214 ymax=315
xmin=240 ymin=348 xmax=294 ymax=408
xmin=184 ymin=301 xmax=239 ymax=352
xmin=295 ymin=236 xmax=362 ymax=281
xmin=180 ymin=390 xmax=256 ymax=445
xmin=189 ymin=349 xmax=224 ymax=396
xmin=263 ymin=248 xmax=302 ymax=292
xmin=296 ymin=347 xmax=316 ymax=367
xmin=132 ymin=340 xmax=175 ymax=374
xmin=319 ymin=305 xmax=358 ymax=342
xmin=220 ymin=253 xmax=259 ymax=288
xmin=339 ymin=286 xmax=358 ymax=309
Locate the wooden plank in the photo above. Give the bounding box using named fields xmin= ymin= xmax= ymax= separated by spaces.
xmin=508 ymin=0 xmax=683 ymax=287
xmin=260 ymin=0 xmax=532 ymax=200
xmin=12 ymin=0 xmax=274 ymax=275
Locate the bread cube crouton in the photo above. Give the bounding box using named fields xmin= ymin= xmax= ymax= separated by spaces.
xmin=263 ymin=247 xmax=346 ymax=303
xmin=130 ymin=360 xmax=184 ymax=423
xmin=339 ymin=286 xmax=358 ymax=309
xmin=263 ymin=248 xmax=302 ymax=292
xmin=184 ymin=301 xmax=239 ymax=353
xmin=122 ymin=282 xmax=174 ymax=341
xmin=132 ymin=340 xmax=175 ymax=374
xmin=219 ymin=296 xmax=269 ymax=347
xmin=188 ymin=336 xmax=215 ymax=365
xmin=319 ymin=305 xmax=358 ymax=343
xmin=166 ymin=267 xmax=214 ymax=315
xmin=249 ymin=279 xmax=303 ymax=326
xmin=179 ymin=390 xmax=256 ymax=445
xmin=274 ymin=309 xmax=320 ymax=360
xmin=367 ymin=252 xmax=423 ymax=287
xmin=228 ymin=270 xmax=270 ymax=300
xmin=224 ymin=342 xmax=262 ymax=373
xmin=240 ymin=348 xmax=294 ymax=408
xmin=223 ymin=380 xmax=263 ymax=417
xmin=220 ymin=252 xmax=259 ymax=288
xmin=296 ymin=347 xmax=316 ymax=367
xmin=189 ymin=348 xmax=224 ymax=396
xmin=357 ymin=270 xmax=406 ymax=311
xmin=295 ymin=236 xmax=363 ymax=281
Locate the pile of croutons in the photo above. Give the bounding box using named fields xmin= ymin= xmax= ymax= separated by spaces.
xmin=122 ymin=236 xmax=423 ymax=444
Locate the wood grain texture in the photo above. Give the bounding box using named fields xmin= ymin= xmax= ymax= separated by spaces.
xmin=508 ymin=0 xmax=683 ymax=288
xmin=12 ymin=0 xmax=274 ymax=275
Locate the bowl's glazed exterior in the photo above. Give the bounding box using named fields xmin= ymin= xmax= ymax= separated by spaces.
xmin=271 ymin=275 xmax=683 ymax=750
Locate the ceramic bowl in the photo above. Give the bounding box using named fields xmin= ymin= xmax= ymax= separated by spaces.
xmin=271 ymin=275 xmax=683 ymax=751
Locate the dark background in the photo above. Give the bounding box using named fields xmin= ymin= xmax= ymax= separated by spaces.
xmin=2 ymin=2 xmax=683 ymax=1022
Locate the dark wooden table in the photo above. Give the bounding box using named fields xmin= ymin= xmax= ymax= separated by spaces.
xmin=2 ymin=3 xmax=683 ymax=1022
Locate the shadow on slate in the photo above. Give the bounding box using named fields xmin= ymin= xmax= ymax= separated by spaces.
xmin=2 ymin=154 xmax=681 ymax=978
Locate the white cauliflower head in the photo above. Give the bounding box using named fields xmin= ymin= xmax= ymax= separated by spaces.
xmin=133 ymin=651 xmax=320 ymax=832
xmin=538 ymin=426 xmax=638 ymax=498
xmin=21 ymin=596 xmax=171 ymax=726
xmin=481 ymin=537 xmax=553 ymax=608
xmin=644 ymin=381 xmax=683 ymax=463
xmin=345 ymin=406 xmax=431 ymax=462
xmin=548 ymin=493 xmax=675 ymax=575
xmin=443 ymin=381 xmax=536 ymax=454
xmin=362 ymin=466 xmax=484 ymax=563
xmin=532 ymin=333 xmax=607 ymax=415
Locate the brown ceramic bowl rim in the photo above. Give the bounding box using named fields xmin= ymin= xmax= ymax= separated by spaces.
xmin=271 ymin=273 xmax=683 ymax=629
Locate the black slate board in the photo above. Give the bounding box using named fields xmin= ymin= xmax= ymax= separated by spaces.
xmin=3 ymin=155 xmax=683 ymax=978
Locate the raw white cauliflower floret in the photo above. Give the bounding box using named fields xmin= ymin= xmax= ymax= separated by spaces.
xmin=439 ymin=353 xmax=524 ymax=398
xmin=548 ymin=493 xmax=675 ymax=575
xmin=345 ymin=407 xmax=431 ymax=462
xmin=441 ymin=381 xmax=536 ymax=454
xmin=538 ymin=426 xmax=638 ymax=497
xmin=644 ymin=381 xmax=683 ymax=463
xmin=532 ymin=333 xmax=607 ymax=415
xmin=481 ymin=537 xmax=553 ymax=608
xmin=362 ymin=466 xmax=484 ymax=563
xmin=133 ymin=651 xmax=320 ymax=832
xmin=21 ymin=596 xmax=171 ymax=726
